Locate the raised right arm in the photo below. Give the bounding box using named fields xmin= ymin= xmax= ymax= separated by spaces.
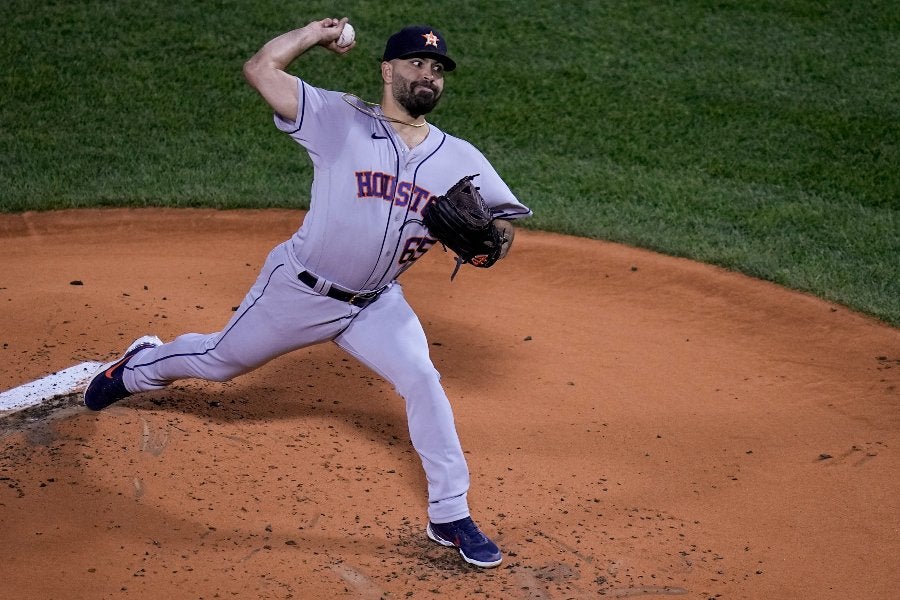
xmin=242 ymin=17 xmax=354 ymax=120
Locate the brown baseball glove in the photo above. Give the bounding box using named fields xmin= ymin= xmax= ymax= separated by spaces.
xmin=422 ymin=174 xmax=507 ymax=280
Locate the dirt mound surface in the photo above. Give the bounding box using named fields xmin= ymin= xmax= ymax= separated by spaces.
xmin=1 ymin=209 xmax=897 ymax=599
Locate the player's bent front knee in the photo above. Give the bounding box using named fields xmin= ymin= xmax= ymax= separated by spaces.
xmin=392 ymin=364 xmax=445 ymax=401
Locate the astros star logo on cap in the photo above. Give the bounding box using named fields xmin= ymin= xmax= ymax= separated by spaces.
xmin=422 ymin=31 xmax=439 ymax=47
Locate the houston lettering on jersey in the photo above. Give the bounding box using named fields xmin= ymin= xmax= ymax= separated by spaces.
xmin=355 ymin=171 xmax=435 ymax=212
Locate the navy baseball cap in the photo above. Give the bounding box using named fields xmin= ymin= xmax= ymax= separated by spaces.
xmin=382 ymin=25 xmax=457 ymax=71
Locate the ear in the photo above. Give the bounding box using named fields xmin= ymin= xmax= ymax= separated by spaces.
xmin=381 ymin=61 xmax=393 ymax=84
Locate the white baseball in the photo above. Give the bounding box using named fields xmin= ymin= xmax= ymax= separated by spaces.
xmin=336 ymin=23 xmax=355 ymax=48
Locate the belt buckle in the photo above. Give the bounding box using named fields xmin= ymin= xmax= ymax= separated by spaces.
xmin=349 ymin=290 xmax=378 ymax=306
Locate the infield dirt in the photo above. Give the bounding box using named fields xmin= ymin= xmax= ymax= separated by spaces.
xmin=1 ymin=209 xmax=897 ymax=599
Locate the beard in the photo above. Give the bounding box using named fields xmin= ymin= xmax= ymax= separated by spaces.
xmin=393 ymin=77 xmax=442 ymax=118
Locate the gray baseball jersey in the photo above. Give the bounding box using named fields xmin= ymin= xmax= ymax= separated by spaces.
xmin=276 ymin=79 xmax=531 ymax=290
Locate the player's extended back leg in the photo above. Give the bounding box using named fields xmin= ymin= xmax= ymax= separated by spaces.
xmin=123 ymin=242 xmax=355 ymax=394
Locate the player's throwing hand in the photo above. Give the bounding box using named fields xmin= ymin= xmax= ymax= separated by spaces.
xmin=314 ymin=17 xmax=355 ymax=54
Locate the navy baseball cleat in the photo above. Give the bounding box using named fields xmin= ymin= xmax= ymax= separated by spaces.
xmin=83 ymin=336 xmax=163 ymax=411
xmin=426 ymin=517 xmax=502 ymax=568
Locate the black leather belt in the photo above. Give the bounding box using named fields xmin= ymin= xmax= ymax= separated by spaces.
xmin=297 ymin=270 xmax=384 ymax=308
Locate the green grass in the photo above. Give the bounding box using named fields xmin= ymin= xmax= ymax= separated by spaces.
xmin=2 ymin=0 xmax=898 ymax=326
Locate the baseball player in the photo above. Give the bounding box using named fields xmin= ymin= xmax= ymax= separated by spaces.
xmin=83 ymin=18 xmax=531 ymax=568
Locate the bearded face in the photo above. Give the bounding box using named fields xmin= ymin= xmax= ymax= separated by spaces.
xmin=391 ymin=71 xmax=443 ymax=117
